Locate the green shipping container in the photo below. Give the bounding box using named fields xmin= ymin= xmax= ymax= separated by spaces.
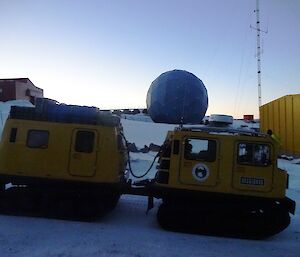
xmin=260 ymin=94 xmax=300 ymax=156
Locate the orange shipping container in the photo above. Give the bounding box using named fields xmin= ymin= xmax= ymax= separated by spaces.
xmin=260 ymin=94 xmax=300 ymax=156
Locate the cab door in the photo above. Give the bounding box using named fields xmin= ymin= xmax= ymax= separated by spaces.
xmin=232 ymin=141 xmax=273 ymax=192
xmin=68 ymin=129 xmax=98 ymax=177
xmin=179 ymin=137 xmax=219 ymax=186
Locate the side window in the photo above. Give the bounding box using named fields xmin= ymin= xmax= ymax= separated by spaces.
xmin=10 ymin=128 xmax=17 ymax=142
xmin=238 ymin=142 xmax=270 ymax=166
xmin=75 ymin=131 xmax=95 ymax=153
xmin=162 ymin=140 xmax=171 ymax=157
xmin=27 ymin=130 xmax=49 ymax=148
xmin=184 ymin=138 xmax=216 ymax=162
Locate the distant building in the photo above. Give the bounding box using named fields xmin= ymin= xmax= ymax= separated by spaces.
xmin=260 ymin=94 xmax=300 ymax=156
xmin=0 ymin=78 xmax=43 ymax=104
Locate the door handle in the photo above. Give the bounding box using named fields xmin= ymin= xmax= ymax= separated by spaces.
xmin=183 ymin=161 xmax=192 ymax=167
xmin=73 ymin=153 xmax=81 ymax=159
xmin=235 ymin=167 xmax=245 ymax=173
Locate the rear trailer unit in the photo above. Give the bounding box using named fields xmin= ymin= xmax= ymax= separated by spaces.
xmin=0 ymin=99 xmax=127 ymax=220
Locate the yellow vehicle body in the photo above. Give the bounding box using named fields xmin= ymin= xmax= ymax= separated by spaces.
xmin=155 ymin=127 xmax=287 ymax=199
xmin=0 ymin=118 xmax=126 ymax=185
xmin=0 ymin=111 xmax=127 ymax=220
xmin=154 ymin=126 xmax=295 ymax=238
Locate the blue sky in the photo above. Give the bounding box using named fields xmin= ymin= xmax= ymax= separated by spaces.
xmin=0 ymin=0 xmax=299 ymax=118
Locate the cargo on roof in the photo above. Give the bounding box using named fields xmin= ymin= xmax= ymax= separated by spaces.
xmin=10 ymin=98 xmax=120 ymax=127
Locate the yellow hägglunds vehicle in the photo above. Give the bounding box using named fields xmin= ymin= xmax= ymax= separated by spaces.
xmin=0 ymin=99 xmax=127 ymax=219
xmin=152 ymin=126 xmax=296 ymax=238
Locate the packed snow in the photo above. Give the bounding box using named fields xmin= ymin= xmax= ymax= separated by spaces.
xmin=0 ymin=105 xmax=299 ymax=257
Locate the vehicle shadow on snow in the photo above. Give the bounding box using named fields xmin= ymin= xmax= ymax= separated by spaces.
xmin=100 ymin=195 xmax=162 ymax=230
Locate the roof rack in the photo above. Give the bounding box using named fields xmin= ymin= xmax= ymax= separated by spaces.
xmin=176 ymin=126 xmax=267 ymax=137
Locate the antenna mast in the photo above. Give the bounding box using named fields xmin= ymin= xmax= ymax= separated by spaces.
xmin=255 ymin=0 xmax=262 ymax=107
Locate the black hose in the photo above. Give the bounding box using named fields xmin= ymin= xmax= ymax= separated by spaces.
xmin=120 ymin=132 xmax=161 ymax=179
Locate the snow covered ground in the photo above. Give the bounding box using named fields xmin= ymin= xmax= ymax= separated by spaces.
xmin=1 ymin=189 xmax=299 ymax=257
xmin=0 ymin=113 xmax=299 ymax=257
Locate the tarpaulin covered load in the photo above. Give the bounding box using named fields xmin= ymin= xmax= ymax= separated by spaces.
xmin=10 ymin=98 xmax=120 ymax=127
xmin=146 ymin=70 xmax=208 ymax=124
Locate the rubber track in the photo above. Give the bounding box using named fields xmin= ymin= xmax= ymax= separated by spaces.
xmin=0 ymin=187 xmax=120 ymax=221
xmin=157 ymin=200 xmax=291 ymax=239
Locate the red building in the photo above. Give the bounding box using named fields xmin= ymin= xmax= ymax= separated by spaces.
xmin=243 ymin=114 xmax=254 ymax=121
xmin=0 ymin=78 xmax=43 ymax=104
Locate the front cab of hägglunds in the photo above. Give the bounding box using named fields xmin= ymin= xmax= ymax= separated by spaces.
xmin=0 ymin=100 xmax=127 ymax=219
xmin=153 ymin=126 xmax=296 ymax=238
